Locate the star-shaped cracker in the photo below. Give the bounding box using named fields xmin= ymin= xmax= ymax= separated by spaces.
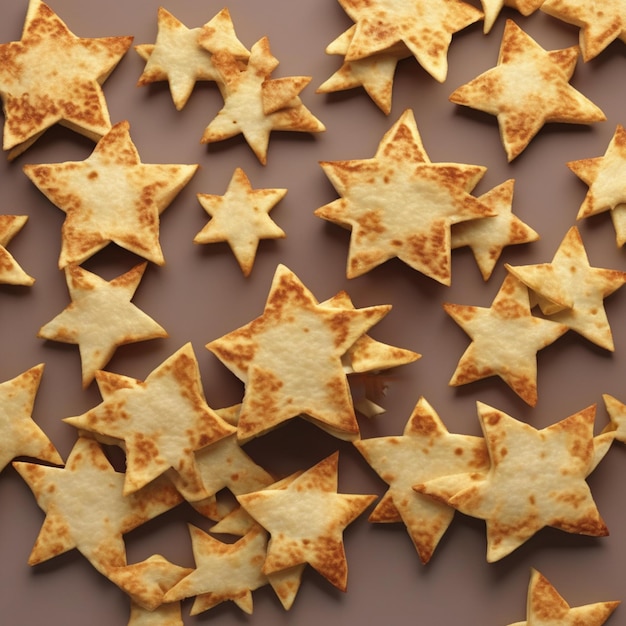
xmin=237 ymin=452 xmax=376 ymax=591
xmin=541 ymin=0 xmax=626 ymax=61
xmin=507 ymin=568 xmax=620 ymax=626
xmin=315 ymin=108 xmax=497 ymax=284
xmin=336 ymin=0 xmax=483 ymax=82
xmin=0 ymin=364 xmax=62 ymax=471
xmin=63 ymin=343 xmax=236 ymax=499
xmin=194 ymin=168 xmax=286 ymax=276
xmin=206 ymin=264 xmax=391 ymax=442
xmin=444 ymin=273 xmax=568 ymax=406
xmin=23 ymin=120 xmax=198 ymax=268
xmin=451 ymin=179 xmax=540 ymax=280
xmin=0 ymin=0 xmax=132 ymax=158
xmin=415 ymin=402 xmax=609 ymax=562
xmin=449 ymin=20 xmax=606 ymax=161
xmin=128 ymin=601 xmax=184 ymax=626
xmin=201 ymin=37 xmax=325 ymax=164
xmin=505 ymin=226 xmax=626 ymax=351
xmin=38 ymin=263 xmax=168 ymax=388
xmin=354 ymin=397 xmax=488 ymax=563
xmin=13 ymin=436 xmax=183 ymax=572
xmin=136 ymin=7 xmax=249 ymax=110
xmin=480 ymin=0 xmax=545 ymax=33
xmin=0 ymin=215 xmax=34 ymax=286
xmin=602 ymin=393 xmax=626 ymax=444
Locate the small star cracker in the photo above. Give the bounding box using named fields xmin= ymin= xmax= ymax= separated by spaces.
xmin=0 ymin=215 xmax=35 ymax=286
xmin=194 ymin=168 xmax=286 ymax=276
xmin=449 ymin=20 xmax=606 ymax=161
xmin=0 ymin=0 xmax=132 ymax=158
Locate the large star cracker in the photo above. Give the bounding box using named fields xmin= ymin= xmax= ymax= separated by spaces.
xmin=0 ymin=215 xmax=35 ymax=286
xmin=315 ymin=108 xmax=497 ymax=284
xmin=0 ymin=0 xmax=132 ymax=158
xmin=449 ymin=20 xmax=606 ymax=161
xmin=415 ymin=402 xmax=609 ymax=562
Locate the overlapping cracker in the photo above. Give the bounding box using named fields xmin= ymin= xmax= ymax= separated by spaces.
xmin=194 ymin=168 xmax=286 ymax=276
xmin=0 ymin=0 xmax=132 ymax=158
xmin=136 ymin=7 xmax=249 ymax=110
xmin=444 ymin=273 xmax=568 ymax=406
xmin=38 ymin=263 xmax=168 ymax=388
xmin=480 ymin=0 xmax=545 ymax=33
xmin=0 ymin=215 xmax=35 ymax=286
xmin=449 ymin=20 xmax=606 ymax=161
xmin=315 ymin=108 xmax=497 ymax=284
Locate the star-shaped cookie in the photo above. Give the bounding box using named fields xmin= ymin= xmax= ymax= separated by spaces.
xmin=0 ymin=364 xmax=62 ymax=471
xmin=315 ymin=108 xmax=497 ymax=284
xmin=415 ymin=402 xmax=609 ymax=562
xmin=505 ymin=226 xmax=626 ymax=351
xmin=201 ymin=37 xmax=325 ymax=164
xmin=508 ymin=568 xmax=620 ymax=626
xmin=206 ymin=264 xmax=391 ymax=442
xmin=194 ymin=168 xmax=286 ymax=276
xmin=136 ymin=7 xmax=249 ymax=110
xmin=63 ymin=343 xmax=236 ymax=500
xmin=449 ymin=20 xmax=606 ymax=161
xmin=444 ymin=273 xmax=568 ymax=406
xmin=0 ymin=0 xmax=132 ymax=158
xmin=541 ymin=0 xmax=626 ymax=61
xmin=336 ymin=0 xmax=483 ymax=82
xmin=480 ymin=0 xmax=545 ymax=33
xmin=354 ymin=397 xmax=489 ymax=563
xmin=237 ymin=452 xmax=376 ymax=591
xmin=38 ymin=263 xmax=168 ymax=387
xmin=0 ymin=215 xmax=35 ymax=286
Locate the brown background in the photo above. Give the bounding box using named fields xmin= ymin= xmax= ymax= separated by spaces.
xmin=1 ymin=1 xmax=626 ymax=624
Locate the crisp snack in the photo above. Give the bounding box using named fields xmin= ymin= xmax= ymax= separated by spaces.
xmin=236 ymin=452 xmax=376 ymax=592
xmin=0 ymin=364 xmax=62 ymax=471
xmin=449 ymin=20 xmax=606 ymax=161
xmin=0 ymin=215 xmax=35 ymax=285
xmin=444 ymin=273 xmax=568 ymax=406
xmin=22 ymin=120 xmax=198 ymax=268
xmin=451 ymin=179 xmax=539 ymax=280
xmin=136 ymin=7 xmax=249 ymax=110
xmin=354 ymin=397 xmax=489 ymax=564
xmin=38 ymin=263 xmax=168 ymax=388
xmin=13 ymin=436 xmax=183 ymax=573
xmin=541 ymin=0 xmax=626 ymax=61
xmin=507 ymin=568 xmax=620 ymax=626
xmin=206 ymin=264 xmax=392 ymax=442
xmin=415 ymin=402 xmax=609 ymax=562
xmin=0 ymin=0 xmax=132 ymax=158
xmin=194 ymin=167 xmax=286 ymax=276
xmin=201 ymin=37 xmax=325 ymax=164
xmin=602 ymin=393 xmax=626 ymax=444
xmin=505 ymin=226 xmax=626 ymax=351
xmin=63 ymin=343 xmax=236 ymax=500
xmin=315 ymin=108 xmax=497 ymax=284
xmin=128 ymin=601 xmax=184 ymax=626
xmin=336 ymin=0 xmax=483 ymax=82
xmin=480 ymin=0 xmax=545 ymax=33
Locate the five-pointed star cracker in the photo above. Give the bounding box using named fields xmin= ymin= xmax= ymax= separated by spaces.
xmin=0 ymin=364 xmax=62 ymax=471
xmin=236 ymin=452 xmax=376 ymax=592
xmin=507 ymin=568 xmax=620 ymax=626
xmin=315 ymin=108 xmax=497 ymax=284
xmin=480 ymin=0 xmax=546 ymax=33
xmin=13 ymin=436 xmax=183 ymax=573
xmin=337 ymin=0 xmax=483 ymax=82
xmin=451 ymin=179 xmax=540 ymax=280
xmin=63 ymin=342 xmax=236 ymax=500
xmin=38 ymin=263 xmax=168 ymax=388
xmin=194 ymin=168 xmax=286 ymax=276
xmin=415 ymin=402 xmax=609 ymax=562
xmin=136 ymin=7 xmax=249 ymax=110
xmin=23 ymin=120 xmax=198 ymax=268
xmin=0 ymin=0 xmax=132 ymax=158
xmin=506 ymin=226 xmax=626 ymax=351
xmin=206 ymin=264 xmax=392 ymax=442
xmin=449 ymin=20 xmax=606 ymax=161
xmin=201 ymin=37 xmax=325 ymax=164
xmin=0 ymin=215 xmax=35 ymax=286
xmin=354 ymin=396 xmax=489 ymax=563
xmin=541 ymin=0 xmax=626 ymax=61
xmin=444 ymin=272 xmax=569 ymax=406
